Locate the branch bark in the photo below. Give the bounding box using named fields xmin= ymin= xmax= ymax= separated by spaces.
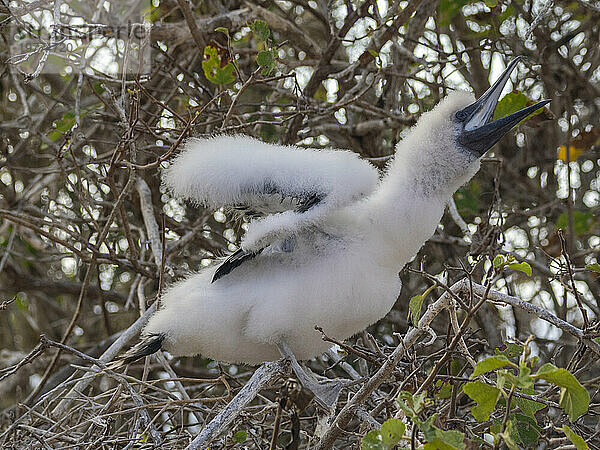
xmin=175 ymin=0 xmax=206 ymax=52
xmin=186 ymin=361 xmax=286 ymax=449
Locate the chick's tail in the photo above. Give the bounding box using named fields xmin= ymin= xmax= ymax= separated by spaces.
xmin=108 ymin=334 xmax=165 ymax=369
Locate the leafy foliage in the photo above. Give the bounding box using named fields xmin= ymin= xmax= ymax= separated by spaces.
xmin=251 ymin=20 xmax=278 ymax=75
xmin=492 ymin=91 xmax=548 ymax=128
xmin=232 ymin=430 xmax=247 ymax=443
xmin=361 ymin=419 xmax=405 ymax=450
xmin=493 ymin=91 xmax=529 ymax=121
xmin=250 ymin=20 xmax=272 ymax=44
xmin=463 ymin=381 xmax=500 ymax=421
xmin=49 ymin=111 xmax=76 ymax=141
xmin=408 ymin=284 xmax=436 ymax=327
xmin=585 ymin=262 xmax=600 ymax=273
xmin=396 ymin=392 xmax=466 ymax=449
xmin=437 ymin=0 xmax=472 ymax=27
xmin=202 ymin=46 xmax=236 ymax=85
xmin=533 ymin=364 xmax=590 ymax=421
xmin=494 ymin=342 xmax=524 ymax=358
xmin=471 ymin=354 xmax=514 ymax=377
xmin=453 ymin=181 xmax=480 ymax=217
xmin=460 ymin=339 xmax=589 ymax=447
xmin=492 ymin=254 xmax=532 ymax=276
xmin=562 ymin=425 xmax=588 ymax=450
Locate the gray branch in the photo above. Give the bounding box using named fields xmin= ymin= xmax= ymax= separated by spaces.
xmin=186 ymin=361 xmax=286 ymax=449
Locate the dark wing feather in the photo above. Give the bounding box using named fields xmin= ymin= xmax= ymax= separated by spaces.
xmin=296 ymin=193 xmax=323 ymax=213
xmin=212 ymin=248 xmax=262 ymax=283
xmin=228 ymin=187 xmax=324 ymax=220
xmin=108 ymin=333 xmax=165 ymax=369
xmin=212 ymin=194 xmax=322 ymax=282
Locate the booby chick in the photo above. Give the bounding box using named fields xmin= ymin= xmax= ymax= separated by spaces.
xmin=115 ymin=57 xmax=549 ymax=407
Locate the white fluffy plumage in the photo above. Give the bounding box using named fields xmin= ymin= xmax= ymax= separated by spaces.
xmin=143 ymin=91 xmax=481 ymax=365
xmin=163 ymin=135 xmax=380 ymax=251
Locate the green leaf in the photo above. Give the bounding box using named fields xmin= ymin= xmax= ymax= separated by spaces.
xmin=409 ymin=294 xmax=424 ymax=327
xmin=313 ymin=83 xmax=328 ymax=101
xmin=202 ymin=46 xmax=236 ymax=85
xmin=490 ymin=420 xmax=502 ymax=435
xmin=149 ymin=5 xmax=162 ymax=22
xmin=506 ymin=261 xmax=532 ymax=276
xmin=450 ymin=360 xmax=463 ymax=376
xmin=463 ymin=381 xmax=500 ymax=422
xmin=47 ymin=111 xmax=77 ymax=141
xmin=492 ymin=254 xmax=504 ymax=268
xmin=497 ymin=420 xmax=520 ymax=450
xmin=556 ymin=211 xmax=596 ymax=236
xmin=471 ymin=355 xmax=514 ymax=378
xmin=56 ymin=111 xmax=76 ymax=131
xmin=397 ymin=391 xmax=429 ymax=417
xmin=562 ymin=425 xmax=588 ymax=450
xmin=530 ymin=355 xmax=540 ymax=368
xmin=534 ymin=363 xmax=590 ymax=421
xmin=136 ymin=431 xmax=148 ymax=442
xmin=514 ymin=365 xmax=534 ymax=390
xmin=361 ymin=429 xmax=385 ymax=450
xmin=256 ymin=49 xmax=277 ymax=75
xmin=513 ymin=413 xmax=541 ymax=447
xmin=424 ymin=439 xmax=460 ymax=450
xmin=493 ymin=91 xmax=528 ymax=121
xmin=380 ymin=419 xmax=405 ymax=446
xmin=361 ymin=419 xmax=406 ymax=449
xmin=92 ymin=82 xmax=105 ymax=96
xmin=514 ymin=395 xmax=546 ymax=418
xmin=215 ymin=26 xmax=229 ymax=37
xmin=585 ymin=262 xmax=600 ymax=273
xmin=496 ymin=369 xmax=508 ymax=391
xmin=499 ymin=4 xmax=515 ymax=22
xmin=435 ymin=379 xmax=453 ymax=399
xmin=251 ymin=20 xmax=271 ymax=42
xmin=232 ymin=430 xmax=247 ymax=443
xmin=15 ymin=293 xmax=28 ymax=312
xmin=257 ymin=50 xmax=274 ymax=67
xmin=454 ymin=180 xmax=480 ymax=216
xmin=48 ymin=131 xmax=62 ymax=142
xmin=495 ymin=342 xmax=523 ymax=358
xmin=141 ymin=3 xmax=163 ymax=23
xmin=420 ymin=415 xmax=465 ymax=449
xmin=409 ymin=285 xmax=435 ymax=327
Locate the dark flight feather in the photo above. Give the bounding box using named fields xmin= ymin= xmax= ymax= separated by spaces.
xmin=213 ymin=191 xmax=323 ymax=282
xmin=212 ymin=248 xmax=262 ymax=283
xmin=108 ymin=333 xmax=165 ymax=369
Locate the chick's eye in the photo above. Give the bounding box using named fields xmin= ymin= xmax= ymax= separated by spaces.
xmin=455 ymin=110 xmax=467 ymax=121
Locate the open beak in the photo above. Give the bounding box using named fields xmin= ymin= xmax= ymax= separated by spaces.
xmin=456 ymin=56 xmax=551 ymax=156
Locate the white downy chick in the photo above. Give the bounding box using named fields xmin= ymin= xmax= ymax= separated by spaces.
xmin=117 ymin=58 xmax=549 ymax=373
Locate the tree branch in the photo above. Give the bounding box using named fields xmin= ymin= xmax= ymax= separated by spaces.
xmin=186 ymin=361 xmax=286 ymax=449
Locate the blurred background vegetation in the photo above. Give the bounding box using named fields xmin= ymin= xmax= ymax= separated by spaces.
xmin=1 ymin=0 xmax=599 ymax=448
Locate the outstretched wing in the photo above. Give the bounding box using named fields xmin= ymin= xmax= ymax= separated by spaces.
xmin=163 ymin=135 xmax=379 ymax=280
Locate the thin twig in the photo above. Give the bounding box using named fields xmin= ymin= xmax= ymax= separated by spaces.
xmin=50 ymin=302 xmax=157 ymax=416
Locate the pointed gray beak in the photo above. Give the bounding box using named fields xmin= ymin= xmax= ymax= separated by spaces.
xmin=456 ymin=56 xmax=551 ymax=156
